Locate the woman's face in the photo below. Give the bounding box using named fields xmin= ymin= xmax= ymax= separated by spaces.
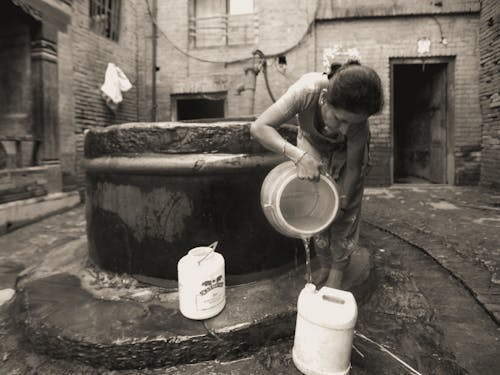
xmin=319 ymin=90 xmax=368 ymax=136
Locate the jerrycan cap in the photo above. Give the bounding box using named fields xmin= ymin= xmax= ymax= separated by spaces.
xmin=304 ymin=283 xmax=317 ymax=293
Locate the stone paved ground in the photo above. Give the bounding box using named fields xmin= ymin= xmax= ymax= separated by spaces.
xmin=0 ymin=185 xmax=499 ymax=374
xmin=363 ymin=185 xmax=500 ymax=324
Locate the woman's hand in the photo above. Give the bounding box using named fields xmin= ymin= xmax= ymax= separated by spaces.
xmin=296 ymin=153 xmax=322 ymax=181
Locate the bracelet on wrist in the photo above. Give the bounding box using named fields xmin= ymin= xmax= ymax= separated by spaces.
xmin=294 ymin=150 xmax=308 ymax=165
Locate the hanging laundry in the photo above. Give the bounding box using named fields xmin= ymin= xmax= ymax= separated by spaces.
xmin=100 ymin=62 xmax=132 ymax=112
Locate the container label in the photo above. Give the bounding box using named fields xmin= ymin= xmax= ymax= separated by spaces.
xmin=196 ymin=274 xmax=224 ymax=311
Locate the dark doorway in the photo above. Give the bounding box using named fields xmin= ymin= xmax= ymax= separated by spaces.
xmin=0 ymin=2 xmax=36 ymax=169
xmin=176 ymin=98 xmax=225 ymax=121
xmin=393 ymin=63 xmax=448 ymax=184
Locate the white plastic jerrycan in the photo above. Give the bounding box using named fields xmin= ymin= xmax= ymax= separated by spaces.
xmin=293 ymin=283 xmax=358 ymax=375
xmin=177 ymin=241 xmax=226 ymax=320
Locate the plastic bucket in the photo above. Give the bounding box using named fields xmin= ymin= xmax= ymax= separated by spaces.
xmin=261 ymin=161 xmax=340 ymax=238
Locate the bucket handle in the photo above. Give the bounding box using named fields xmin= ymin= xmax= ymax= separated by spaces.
xmin=198 ymin=241 xmax=218 ymax=265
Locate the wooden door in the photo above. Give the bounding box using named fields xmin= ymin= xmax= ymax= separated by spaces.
xmin=429 ymin=66 xmax=447 ymax=183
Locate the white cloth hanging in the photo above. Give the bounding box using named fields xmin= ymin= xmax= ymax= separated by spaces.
xmin=100 ymin=62 xmax=132 ymax=111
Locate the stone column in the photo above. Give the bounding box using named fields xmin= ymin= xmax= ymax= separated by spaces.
xmin=30 ymin=32 xmax=59 ymax=165
xmin=30 ymin=24 xmax=61 ymax=192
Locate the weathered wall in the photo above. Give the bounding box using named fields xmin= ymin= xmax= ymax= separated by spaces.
xmin=1 ymin=0 xmax=154 ymax=202
xmin=316 ymin=0 xmax=480 ymax=19
xmin=479 ymin=0 xmax=500 ymax=188
xmin=156 ymin=0 xmax=481 ymax=186
xmin=66 ymin=0 xmax=153 ymax=188
xmin=155 ymin=0 xmax=317 ymax=121
xmin=316 ymin=14 xmax=481 ymax=185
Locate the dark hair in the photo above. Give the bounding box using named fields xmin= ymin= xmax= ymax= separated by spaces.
xmin=326 ymin=61 xmax=384 ymax=115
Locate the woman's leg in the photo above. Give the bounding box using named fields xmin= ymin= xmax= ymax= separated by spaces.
xmin=323 ymin=138 xmax=369 ymax=289
xmin=324 ymin=185 xmax=364 ymax=289
xmin=310 ymin=210 xmax=360 ymax=288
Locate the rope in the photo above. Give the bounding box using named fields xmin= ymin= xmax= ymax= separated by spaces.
xmin=355 ymin=332 xmax=424 ymax=375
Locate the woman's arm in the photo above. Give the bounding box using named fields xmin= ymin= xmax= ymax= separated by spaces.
xmin=250 ymin=104 xmax=305 ymax=162
xmin=251 ymin=75 xmax=323 ymax=180
xmin=250 ymin=104 xmax=322 ymax=180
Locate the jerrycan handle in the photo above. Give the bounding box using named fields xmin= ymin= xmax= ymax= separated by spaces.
xmin=197 ymin=241 xmax=218 ymax=265
xmin=322 ymin=294 xmax=345 ymax=304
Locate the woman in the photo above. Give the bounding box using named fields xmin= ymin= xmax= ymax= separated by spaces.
xmin=250 ymin=59 xmax=383 ymax=289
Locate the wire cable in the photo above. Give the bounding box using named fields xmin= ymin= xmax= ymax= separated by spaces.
xmin=253 ymin=49 xmax=277 ymax=102
xmin=143 ymin=0 xmax=320 ymax=65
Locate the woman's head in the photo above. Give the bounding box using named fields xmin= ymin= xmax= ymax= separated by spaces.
xmin=325 ymin=61 xmax=384 ymax=116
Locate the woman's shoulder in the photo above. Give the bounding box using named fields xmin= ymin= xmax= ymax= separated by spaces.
xmin=291 ymin=72 xmax=328 ymax=94
xmin=284 ymin=72 xmax=327 ymax=110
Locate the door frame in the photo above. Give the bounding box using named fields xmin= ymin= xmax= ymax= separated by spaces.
xmin=389 ymin=57 xmax=455 ymax=185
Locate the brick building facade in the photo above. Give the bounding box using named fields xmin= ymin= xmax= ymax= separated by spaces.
xmin=154 ymin=0 xmax=317 ymax=121
xmin=69 ymin=0 xmax=153 ymax=186
xmin=0 ymin=0 xmax=152 ymax=232
xmin=0 ymin=0 xmax=497 ymax=232
xmin=316 ymin=0 xmax=482 ymax=186
xmin=479 ymin=0 xmax=500 ymax=188
xmin=154 ymin=0 xmax=487 ymax=186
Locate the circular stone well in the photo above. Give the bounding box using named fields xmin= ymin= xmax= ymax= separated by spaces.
xmin=83 ymin=121 xmax=301 ymax=283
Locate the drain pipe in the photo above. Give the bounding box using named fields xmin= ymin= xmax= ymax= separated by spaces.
xmin=238 ymin=49 xmax=276 ymax=116
xmin=239 ymin=66 xmax=259 ymax=115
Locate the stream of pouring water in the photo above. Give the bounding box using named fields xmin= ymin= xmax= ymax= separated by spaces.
xmin=301 ymin=237 xmax=312 ymax=284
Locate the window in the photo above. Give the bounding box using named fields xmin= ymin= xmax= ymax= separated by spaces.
xmin=189 ymin=0 xmax=257 ymax=48
xmin=172 ymin=93 xmax=226 ymax=121
xmin=89 ymin=0 xmax=121 ymax=41
xmin=229 ymin=0 xmax=253 ymax=15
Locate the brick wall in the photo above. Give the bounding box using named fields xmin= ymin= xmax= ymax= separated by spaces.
xmin=316 ymin=14 xmax=481 ymax=185
xmin=155 ymin=1 xmax=481 ymax=186
xmin=4 ymin=1 xmax=486 ymax=195
xmin=479 ymin=0 xmax=500 ymax=188
xmin=316 ymin=0 xmax=480 ymax=19
xmin=61 ymin=0 xmax=152 ymax=188
xmin=155 ymin=0 xmax=316 ymax=121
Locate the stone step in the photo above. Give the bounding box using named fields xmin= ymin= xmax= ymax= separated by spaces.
xmin=12 ymin=241 xmax=374 ymax=370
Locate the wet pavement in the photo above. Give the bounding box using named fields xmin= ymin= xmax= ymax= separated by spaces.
xmin=363 ymin=185 xmax=500 ymax=324
xmin=0 ymin=185 xmax=499 ymax=374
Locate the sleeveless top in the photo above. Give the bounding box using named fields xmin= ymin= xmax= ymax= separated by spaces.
xmin=273 ymin=72 xmax=370 ymax=179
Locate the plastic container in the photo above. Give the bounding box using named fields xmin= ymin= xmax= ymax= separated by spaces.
xmin=261 ymin=161 xmax=340 ymax=238
xmin=177 ymin=242 xmax=226 ymax=320
xmin=293 ymin=283 xmax=358 ymax=375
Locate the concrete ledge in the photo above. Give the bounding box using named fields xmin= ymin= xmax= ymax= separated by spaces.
xmin=0 ymin=191 xmax=81 ymax=234
xmin=12 ymin=240 xmax=374 ymax=370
